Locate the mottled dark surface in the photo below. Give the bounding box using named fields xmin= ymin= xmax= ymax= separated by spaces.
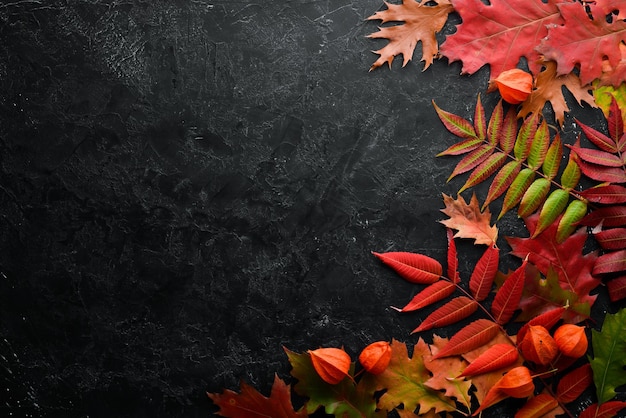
xmin=0 ymin=1 xmax=614 ymax=417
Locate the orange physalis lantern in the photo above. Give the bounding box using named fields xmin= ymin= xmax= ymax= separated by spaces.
xmin=308 ymin=347 xmax=351 ymax=384
xmin=358 ymin=341 xmax=391 ymax=375
xmin=554 ymin=324 xmax=588 ymax=358
xmin=497 ymin=366 xmax=535 ymax=398
xmin=519 ymin=325 xmax=558 ymax=365
xmin=489 ymin=68 xmax=533 ymax=104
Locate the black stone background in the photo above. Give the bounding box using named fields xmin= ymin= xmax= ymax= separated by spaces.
xmin=0 ymin=1 xmax=618 ymax=417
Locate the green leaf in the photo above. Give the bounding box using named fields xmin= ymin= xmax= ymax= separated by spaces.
xmin=556 ymin=199 xmax=588 ymax=243
xmin=560 ymin=153 xmax=582 ymax=190
xmin=514 ymin=113 xmax=539 ymax=160
xmin=518 ymin=178 xmax=551 ymax=218
xmin=542 ymin=134 xmax=563 ymax=180
xmin=534 ymin=189 xmax=570 ymax=237
xmin=437 ymin=137 xmax=483 ymax=156
xmin=483 ymin=160 xmax=522 ymax=209
xmin=499 ymin=168 xmax=535 ymax=219
xmin=589 ymin=308 xmax=626 ymax=405
xmin=499 ymin=107 xmax=518 ymax=154
xmin=527 ymin=120 xmax=550 ymax=170
xmin=285 ymin=348 xmax=383 ymax=417
xmin=473 ymin=94 xmax=487 ymax=140
xmin=433 ymin=100 xmax=477 ymax=139
xmin=447 ymin=144 xmax=495 ymax=181
xmin=458 ymin=152 xmax=507 ymax=193
xmin=487 ymin=100 xmax=504 ymax=147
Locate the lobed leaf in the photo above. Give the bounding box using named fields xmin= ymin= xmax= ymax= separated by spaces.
xmin=469 ymin=244 xmax=500 ymax=302
xmin=412 ymin=296 xmax=478 ymax=333
xmin=556 ymin=363 xmax=593 ymax=404
xmin=459 ymin=343 xmax=518 ymax=378
xmin=373 ymin=251 xmax=442 ymax=284
xmin=440 ymin=193 xmax=498 ymax=246
xmin=433 ymin=319 xmax=500 ymax=359
xmin=395 ymin=280 xmax=457 ymax=313
xmin=518 ymin=178 xmax=551 ymax=219
xmin=491 ymin=259 xmax=526 ymax=324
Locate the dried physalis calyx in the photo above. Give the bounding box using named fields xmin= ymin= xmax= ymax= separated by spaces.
xmin=519 ymin=325 xmax=558 ymax=365
xmin=358 ymin=341 xmax=392 ymax=375
xmin=308 ymin=347 xmax=351 ymax=384
xmin=488 ymin=68 xmax=533 ymax=104
xmin=554 ymin=324 xmax=588 ymax=358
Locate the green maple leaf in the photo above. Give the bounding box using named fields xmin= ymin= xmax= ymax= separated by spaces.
xmin=362 ymin=339 xmax=456 ymax=415
xmin=284 ymin=347 xmax=384 ymax=418
xmin=589 ymin=308 xmax=626 ymax=405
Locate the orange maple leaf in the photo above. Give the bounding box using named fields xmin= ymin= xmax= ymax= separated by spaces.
xmin=518 ymin=61 xmax=596 ymax=127
xmin=439 ymin=193 xmax=498 ymax=246
xmin=367 ymin=0 xmax=454 ymax=71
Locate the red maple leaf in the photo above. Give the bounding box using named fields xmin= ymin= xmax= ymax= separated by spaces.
xmin=506 ymin=214 xmax=601 ymax=322
xmin=538 ymin=2 xmax=626 ymax=84
xmin=440 ymin=0 xmax=563 ymax=78
xmin=208 ymin=374 xmax=308 ymax=418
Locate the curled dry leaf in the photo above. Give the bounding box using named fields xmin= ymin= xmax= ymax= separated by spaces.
xmin=554 ymin=324 xmax=588 ymax=358
xmin=489 ymin=68 xmax=533 ymax=104
xmin=358 ymin=341 xmax=392 ymax=375
xmin=519 ymin=325 xmax=558 ymax=365
xmin=308 ymin=347 xmax=351 ymax=385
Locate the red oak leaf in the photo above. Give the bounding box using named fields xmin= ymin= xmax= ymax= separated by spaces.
xmin=440 ymin=0 xmax=563 ymax=78
xmin=367 ymin=0 xmax=454 ymax=71
xmin=538 ymin=2 xmax=626 ymax=84
xmin=208 ymin=374 xmax=308 ymax=418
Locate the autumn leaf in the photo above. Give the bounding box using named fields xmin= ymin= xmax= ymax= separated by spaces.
xmin=440 ymin=0 xmax=563 ymax=78
xmin=411 ymin=296 xmax=478 ymax=333
xmin=392 ymin=280 xmax=456 ymax=312
xmin=469 ymin=244 xmax=499 ymax=302
xmin=434 ymin=319 xmax=500 ymax=359
xmin=491 ymin=258 xmax=526 ymax=324
xmin=459 ymin=343 xmax=519 ymax=378
xmin=518 ymin=60 xmax=596 ymax=127
xmin=440 ymin=193 xmax=498 ymax=245
xmin=589 ymin=308 xmax=626 ymax=405
xmin=538 ymin=2 xmax=626 ymax=85
xmin=556 ymin=363 xmax=593 ymax=404
xmin=367 ymin=0 xmax=454 ymax=71
xmin=285 ymin=348 xmax=383 ymax=417
xmin=208 ymin=374 xmax=308 ymax=418
xmin=372 ymin=251 xmax=442 ymax=284
xmin=363 ymin=339 xmax=456 ymax=414
xmin=514 ymin=394 xmax=559 ymax=418
xmin=425 ymin=335 xmax=472 ymax=410
xmin=580 ymin=401 xmax=626 ymax=418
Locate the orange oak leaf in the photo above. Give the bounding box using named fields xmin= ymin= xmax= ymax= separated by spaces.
xmin=368 ymin=339 xmax=457 ymax=414
xmin=208 ymin=374 xmax=308 ymax=418
xmin=538 ymin=2 xmax=626 ymax=85
xmin=515 ymin=393 xmax=559 ymax=418
xmin=518 ymin=61 xmax=596 ymax=127
xmin=440 ymin=0 xmax=563 ymax=78
xmin=372 ymin=251 xmax=443 ymax=284
xmin=440 ymin=193 xmax=498 ymax=246
xmin=425 ymin=335 xmax=472 ymax=409
xmin=367 ymin=0 xmax=454 ymax=71
xmin=308 ymin=348 xmax=351 ymax=385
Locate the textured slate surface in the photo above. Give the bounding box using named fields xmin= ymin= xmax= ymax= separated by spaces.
xmin=0 ymin=1 xmax=612 ymax=417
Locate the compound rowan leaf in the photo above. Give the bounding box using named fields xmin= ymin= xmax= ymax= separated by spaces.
xmin=556 ymin=199 xmax=588 ymax=243
xmin=491 ymin=258 xmax=526 ymax=324
xmin=372 ymin=251 xmax=442 ymax=284
xmin=518 ymin=61 xmax=596 ymax=127
xmin=580 ymin=401 xmax=626 ymax=418
xmin=517 ymin=178 xmax=551 ymax=219
xmin=368 ymin=0 xmax=454 ymax=71
xmin=363 ymin=339 xmax=456 ymax=414
xmin=483 ymin=160 xmax=522 ymax=209
xmin=208 ymin=375 xmax=308 ymax=418
xmin=469 ymin=244 xmax=499 ymax=301
xmin=526 ymin=120 xmax=550 ymax=170
xmin=556 ymin=363 xmax=593 ymax=404
xmin=580 ymin=185 xmax=626 ymax=204
xmin=440 ymin=193 xmax=498 ymax=246
xmin=440 ymin=0 xmax=563 ymax=78
xmin=447 ymin=144 xmax=496 ymax=181
xmin=459 ymin=343 xmax=518 ymax=378
xmin=434 ymin=319 xmax=500 ymax=359
xmin=433 ymin=100 xmax=478 ymax=141
xmin=499 ymin=168 xmax=536 ymax=219
xmin=538 ymin=2 xmax=626 ymax=85
xmin=533 ymin=189 xmax=570 ymax=238
xmin=393 ymin=280 xmax=456 ymax=313
xmin=589 ymin=308 xmax=626 ymax=404
xmin=412 ymin=296 xmax=478 ymax=333
xmin=285 ymin=348 xmax=382 ymax=417
xmin=458 ymin=152 xmax=507 ymax=194
xmin=542 ymin=134 xmax=563 ymax=180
